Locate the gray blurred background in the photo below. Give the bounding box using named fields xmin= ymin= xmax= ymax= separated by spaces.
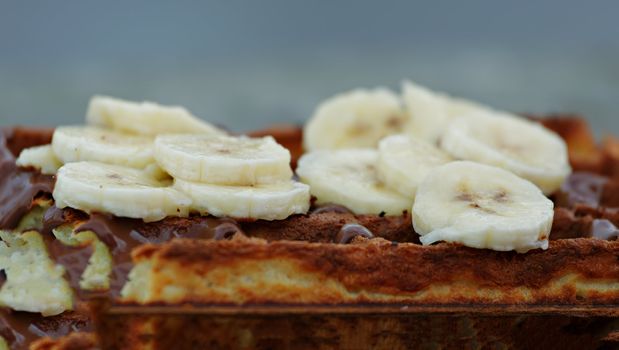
xmin=0 ymin=0 xmax=617 ymax=134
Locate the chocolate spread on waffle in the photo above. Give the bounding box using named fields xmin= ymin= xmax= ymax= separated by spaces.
xmin=0 ymin=130 xmax=54 ymax=230
xmin=335 ymin=223 xmax=375 ymax=243
xmin=0 ymin=309 xmax=91 ymax=349
xmin=75 ymin=213 xmax=242 ymax=297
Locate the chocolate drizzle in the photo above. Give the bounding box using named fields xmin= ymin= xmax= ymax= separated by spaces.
xmin=335 ymin=224 xmax=374 ymax=244
xmin=312 ymin=204 xmax=354 ymax=215
xmin=70 ymin=212 xmax=244 ymax=297
xmin=555 ymin=172 xmax=608 ymax=208
xmin=41 ymin=205 xmax=70 ymax=234
xmin=0 ymin=308 xmax=91 ymax=350
xmin=213 ymin=221 xmax=243 ymax=240
xmin=590 ymin=219 xmax=619 ymax=241
xmin=0 ymin=132 xmax=54 ymax=229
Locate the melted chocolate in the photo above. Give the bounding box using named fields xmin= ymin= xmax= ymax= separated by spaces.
xmin=312 ymin=204 xmax=354 ymax=215
xmin=71 ymin=213 xmax=244 ymax=297
xmin=50 ymin=242 xmax=94 ymax=295
xmin=1 ymin=127 xmax=54 ymax=158
xmin=555 ymin=172 xmax=608 ymax=208
xmin=590 ymin=219 xmax=619 ymax=240
xmin=0 ymin=309 xmax=90 ymax=350
xmin=213 ymin=222 xmax=243 ymax=240
xmin=41 ymin=205 xmax=69 ymax=234
xmin=335 ymin=224 xmax=374 ymax=244
xmin=0 ymin=132 xmax=54 ymax=229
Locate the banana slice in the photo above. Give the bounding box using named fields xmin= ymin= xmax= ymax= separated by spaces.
xmin=52 ymin=126 xmax=155 ymax=168
xmin=53 ymin=161 xmax=191 ymax=222
xmin=413 ymin=161 xmax=553 ymax=253
xmin=440 ymin=110 xmax=571 ymax=194
xmin=154 ymin=134 xmax=292 ymax=185
xmin=377 ymin=135 xmax=452 ymax=198
xmin=303 ymin=88 xmax=407 ymax=151
xmin=86 ymin=95 xmax=225 ymax=136
xmin=16 ymin=145 xmax=62 ymax=174
xmin=296 ymin=149 xmax=412 ymax=215
xmin=174 ymin=179 xmax=310 ymax=220
xmin=402 ymin=80 xmax=490 ymax=144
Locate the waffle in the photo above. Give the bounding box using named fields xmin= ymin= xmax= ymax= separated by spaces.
xmin=0 ymin=115 xmax=618 ymax=349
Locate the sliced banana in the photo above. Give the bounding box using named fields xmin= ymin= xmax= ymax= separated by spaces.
xmin=16 ymin=144 xmax=62 ymax=175
xmin=52 ymin=125 xmax=155 ymax=168
xmin=174 ymin=179 xmax=310 ymax=220
xmin=440 ymin=110 xmax=571 ymax=194
xmin=86 ymin=95 xmax=224 ymax=136
xmin=53 ymin=161 xmax=191 ymax=222
xmin=402 ymin=80 xmax=490 ymax=144
xmin=155 ymin=134 xmax=292 ymax=185
xmin=377 ymin=134 xmax=452 ymax=198
xmin=142 ymin=163 xmax=172 ymax=181
xmin=296 ymin=149 xmax=412 ymax=215
xmin=303 ymin=88 xmax=407 ymax=151
xmin=413 ymin=161 xmax=553 ymax=253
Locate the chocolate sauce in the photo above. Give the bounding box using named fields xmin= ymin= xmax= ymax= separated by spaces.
xmin=41 ymin=205 xmax=69 ymax=234
xmin=0 ymin=132 xmax=54 ymax=229
xmin=70 ymin=213 xmax=244 ymax=297
xmin=312 ymin=204 xmax=354 ymax=215
xmin=213 ymin=221 xmax=243 ymax=240
xmin=555 ymin=172 xmax=608 ymax=208
xmin=1 ymin=127 xmax=54 ymax=158
xmin=50 ymin=242 xmax=94 ymax=295
xmin=0 ymin=308 xmax=91 ymax=350
xmin=335 ymin=224 xmax=374 ymax=244
xmin=75 ymin=213 xmax=138 ymax=252
xmin=590 ymin=219 xmax=619 ymax=241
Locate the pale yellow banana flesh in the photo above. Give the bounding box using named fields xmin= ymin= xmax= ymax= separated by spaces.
xmin=86 ymin=95 xmax=225 ymax=136
xmin=377 ymin=134 xmax=451 ymax=198
xmin=174 ymin=179 xmax=310 ymax=220
xmin=303 ymin=88 xmax=408 ymax=151
xmin=413 ymin=161 xmax=554 ymax=253
xmin=52 ymin=125 xmax=155 ymax=168
xmin=53 ymin=161 xmax=191 ymax=222
xmin=154 ymin=134 xmax=292 ymax=185
xmin=297 ymin=149 xmax=412 ymax=216
xmin=440 ymin=111 xmax=571 ymax=194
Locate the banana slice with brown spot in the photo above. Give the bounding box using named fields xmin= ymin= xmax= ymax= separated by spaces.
xmin=303 ymin=88 xmax=408 ymax=151
xmin=154 ymin=134 xmax=292 ymax=185
xmin=52 ymin=125 xmax=155 ymax=168
xmin=440 ymin=110 xmax=571 ymax=194
xmin=413 ymin=161 xmax=554 ymax=253
xmin=297 ymin=149 xmax=412 ymax=215
xmin=53 ymin=161 xmax=191 ymax=222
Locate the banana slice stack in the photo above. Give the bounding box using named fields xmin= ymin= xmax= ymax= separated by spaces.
xmin=301 ymin=81 xmax=567 ymax=252
xmin=155 ymin=134 xmax=310 ymax=220
xmin=413 ymin=161 xmax=554 ymax=253
xmin=47 ymin=96 xmax=227 ymax=221
xmin=302 ymin=81 xmax=571 ymax=195
xmin=18 ymin=95 xmax=309 ymax=222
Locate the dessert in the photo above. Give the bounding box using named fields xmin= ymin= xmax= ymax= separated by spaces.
xmin=0 ymin=82 xmax=617 ymax=349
